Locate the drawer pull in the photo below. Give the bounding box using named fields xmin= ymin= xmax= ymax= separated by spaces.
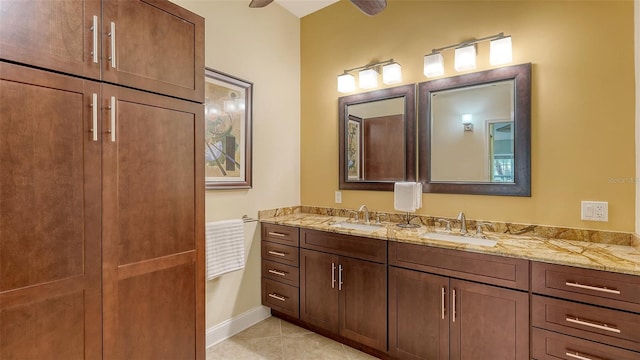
xmin=441 ymin=287 xmax=446 ymax=320
xmin=268 ymin=231 xmax=286 ymax=237
xmin=566 ymin=316 xmax=621 ymax=334
xmin=565 ymin=351 xmax=604 ymax=360
xmin=452 ymin=289 xmax=457 ymax=323
xmin=268 ymin=269 xmax=287 ymax=277
xmin=267 ymin=250 xmax=286 ymax=257
xmin=268 ymin=293 xmax=286 ymax=302
xmin=331 ymin=262 xmax=336 ymax=289
xmin=565 ymin=281 xmax=621 ymax=295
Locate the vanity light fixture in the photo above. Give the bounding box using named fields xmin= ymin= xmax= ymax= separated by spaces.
xmin=462 ymin=114 xmax=473 ymax=131
xmin=337 ymin=59 xmax=401 ymax=93
xmin=423 ymin=32 xmax=512 ymax=78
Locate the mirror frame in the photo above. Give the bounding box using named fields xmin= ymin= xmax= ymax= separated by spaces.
xmin=338 ymin=84 xmax=416 ymax=191
xmin=418 ymin=63 xmax=532 ymax=196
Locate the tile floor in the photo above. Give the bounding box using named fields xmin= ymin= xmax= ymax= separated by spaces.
xmin=206 ymin=316 xmax=378 ymax=360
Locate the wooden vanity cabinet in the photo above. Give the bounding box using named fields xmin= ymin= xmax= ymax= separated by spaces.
xmin=299 ymin=229 xmax=387 ymax=352
xmin=531 ymin=261 xmax=640 ymax=359
xmin=261 ymin=224 xmax=300 ymax=318
xmin=388 ymin=242 xmax=530 ymax=360
xmin=0 ymin=0 xmax=204 ymax=102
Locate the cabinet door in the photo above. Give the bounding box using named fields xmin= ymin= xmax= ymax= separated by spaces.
xmin=101 ymin=84 xmax=204 ymax=360
xmin=389 ymin=267 xmax=449 ymax=360
xmin=0 ymin=0 xmax=101 ymax=80
xmin=0 ymin=62 xmax=102 ymax=359
xmin=102 ymin=0 xmax=204 ymax=102
xmin=300 ymin=249 xmax=339 ymax=332
xmin=450 ymin=279 xmax=529 ymax=360
xmin=339 ymin=256 xmax=387 ymax=351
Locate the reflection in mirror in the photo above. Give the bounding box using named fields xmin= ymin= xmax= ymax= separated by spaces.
xmin=430 ymin=80 xmax=514 ymax=182
xmin=418 ymin=63 xmax=531 ymax=196
xmin=339 ymin=84 xmax=416 ymax=191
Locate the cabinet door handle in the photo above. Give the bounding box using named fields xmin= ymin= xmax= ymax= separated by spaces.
xmin=91 ymin=15 xmax=98 ymax=63
xmin=331 ymin=262 xmax=336 ymax=289
xmin=338 ymin=264 xmax=343 ymax=291
xmin=268 ymin=269 xmax=286 ymax=277
xmin=108 ymin=21 xmax=117 ymax=68
xmin=452 ymin=289 xmax=457 ymax=323
xmin=268 ymin=231 xmax=286 ymax=237
xmin=90 ymin=93 xmax=98 ymax=141
xmin=565 ymin=351 xmax=604 ymax=360
xmin=565 ymin=281 xmax=621 ymax=295
xmin=441 ymin=287 xmax=446 ymax=320
xmin=565 ymin=316 xmax=621 ymax=333
xmin=268 ymin=293 xmax=286 ymax=302
xmin=108 ymin=96 xmax=116 ymax=142
xmin=267 ymin=250 xmax=286 ymax=257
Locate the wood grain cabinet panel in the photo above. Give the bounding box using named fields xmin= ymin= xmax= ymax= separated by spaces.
xmin=0 ymin=62 xmax=102 ymax=360
xmin=101 ymin=84 xmax=204 ymax=360
xmin=532 ymin=327 xmax=640 ymax=360
xmin=102 ymin=0 xmax=204 ymax=102
xmin=262 ymin=223 xmax=300 ymax=246
xmin=0 ymin=0 xmax=102 ymax=80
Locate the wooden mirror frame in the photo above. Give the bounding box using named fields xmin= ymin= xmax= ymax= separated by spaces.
xmin=338 ymin=84 xmax=416 ymax=191
xmin=417 ymin=63 xmax=532 ymax=196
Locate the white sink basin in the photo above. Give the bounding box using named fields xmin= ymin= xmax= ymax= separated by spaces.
xmin=330 ymin=221 xmax=384 ymax=232
xmin=420 ymin=232 xmax=497 ymax=247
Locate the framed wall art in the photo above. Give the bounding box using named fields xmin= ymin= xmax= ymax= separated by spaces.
xmin=204 ymin=68 xmax=253 ymax=189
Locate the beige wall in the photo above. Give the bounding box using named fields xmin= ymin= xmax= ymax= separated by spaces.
xmin=301 ymin=0 xmax=635 ymax=231
xmin=171 ymin=0 xmax=300 ymax=329
xmin=636 ymin=0 xmax=640 ymax=235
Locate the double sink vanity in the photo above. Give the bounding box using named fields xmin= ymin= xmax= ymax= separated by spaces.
xmin=260 ymin=207 xmax=640 ymax=360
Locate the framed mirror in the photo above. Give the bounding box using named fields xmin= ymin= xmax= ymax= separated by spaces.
xmin=418 ymin=63 xmax=531 ymax=196
xmin=339 ymin=84 xmax=416 ymax=191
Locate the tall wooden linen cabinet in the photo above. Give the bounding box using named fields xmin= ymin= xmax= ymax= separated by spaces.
xmin=0 ymin=0 xmax=205 ymax=359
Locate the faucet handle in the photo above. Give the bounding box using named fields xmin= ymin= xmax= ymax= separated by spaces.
xmin=348 ymin=210 xmax=359 ymax=222
xmin=375 ymin=213 xmax=387 ymax=224
xmin=437 ymin=218 xmax=452 ymax=231
xmin=475 ymin=222 xmax=495 ymax=237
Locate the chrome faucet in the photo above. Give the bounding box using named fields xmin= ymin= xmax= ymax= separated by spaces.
xmin=358 ymin=205 xmax=370 ymax=225
xmin=456 ymin=212 xmax=468 ymax=235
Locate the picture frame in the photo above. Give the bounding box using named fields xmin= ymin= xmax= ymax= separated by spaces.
xmin=347 ymin=115 xmax=362 ymax=180
xmin=204 ymin=68 xmax=253 ymax=189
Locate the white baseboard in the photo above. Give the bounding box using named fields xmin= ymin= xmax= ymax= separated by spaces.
xmin=206 ymin=305 xmax=272 ymax=348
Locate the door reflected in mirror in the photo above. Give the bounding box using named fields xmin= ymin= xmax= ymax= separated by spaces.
xmin=339 ymin=84 xmax=416 ymax=191
xmin=430 ymin=80 xmax=514 ymax=183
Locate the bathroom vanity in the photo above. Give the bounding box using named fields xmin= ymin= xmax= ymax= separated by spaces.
xmin=260 ymin=210 xmax=640 ymax=360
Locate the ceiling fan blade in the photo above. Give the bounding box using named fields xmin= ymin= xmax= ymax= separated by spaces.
xmin=349 ymin=0 xmax=387 ymax=16
xmin=249 ymin=0 xmax=274 ymax=8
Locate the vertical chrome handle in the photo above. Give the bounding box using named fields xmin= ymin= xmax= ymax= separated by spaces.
xmin=565 ymin=351 xmax=603 ymax=360
xmin=109 ymin=21 xmax=116 ymax=68
xmin=91 ymin=15 xmax=98 ymax=63
xmin=90 ymin=93 xmax=98 ymax=141
xmin=109 ymin=96 xmax=116 ymax=142
xmin=441 ymin=287 xmax=446 ymax=320
xmin=452 ymin=289 xmax=457 ymax=323
xmin=338 ymin=264 xmax=343 ymax=291
xmin=331 ymin=263 xmax=336 ymax=289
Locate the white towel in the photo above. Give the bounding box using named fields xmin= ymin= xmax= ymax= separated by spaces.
xmin=206 ymin=219 xmax=245 ymax=280
xmin=394 ymin=182 xmax=422 ymax=212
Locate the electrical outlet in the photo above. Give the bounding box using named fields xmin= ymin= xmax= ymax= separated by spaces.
xmin=581 ymin=201 xmax=608 ymax=222
xmin=335 ymin=191 xmax=342 ymax=204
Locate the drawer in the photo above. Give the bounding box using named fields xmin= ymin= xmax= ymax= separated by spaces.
xmin=389 ymin=241 xmax=529 ymax=290
xmin=262 ymin=223 xmax=299 ymax=246
xmin=532 ymin=262 xmax=640 ymax=313
xmin=300 ymin=229 xmax=387 ymax=263
xmin=262 ymin=241 xmax=299 ymax=267
xmin=532 ymin=327 xmax=640 ymax=360
xmin=262 ymin=259 xmax=299 ymax=287
xmin=262 ymin=278 xmax=299 ymax=318
xmin=532 ymin=295 xmax=640 ymax=352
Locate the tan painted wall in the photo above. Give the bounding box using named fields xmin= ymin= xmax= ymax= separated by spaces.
xmin=171 ymin=0 xmax=300 ymax=329
xmin=301 ymin=0 xmax=635 ymax=231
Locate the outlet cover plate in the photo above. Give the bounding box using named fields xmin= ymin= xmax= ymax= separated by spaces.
xmin=581 ymin=201 xmax=608 ymax=222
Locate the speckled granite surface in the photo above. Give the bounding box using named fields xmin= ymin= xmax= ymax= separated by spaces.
xmin=258 ymin=206 xmax=640 ymax=277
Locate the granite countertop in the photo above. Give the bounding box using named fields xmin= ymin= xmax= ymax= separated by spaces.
xmin=260 ymin=213 xmax=640 ymax=277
